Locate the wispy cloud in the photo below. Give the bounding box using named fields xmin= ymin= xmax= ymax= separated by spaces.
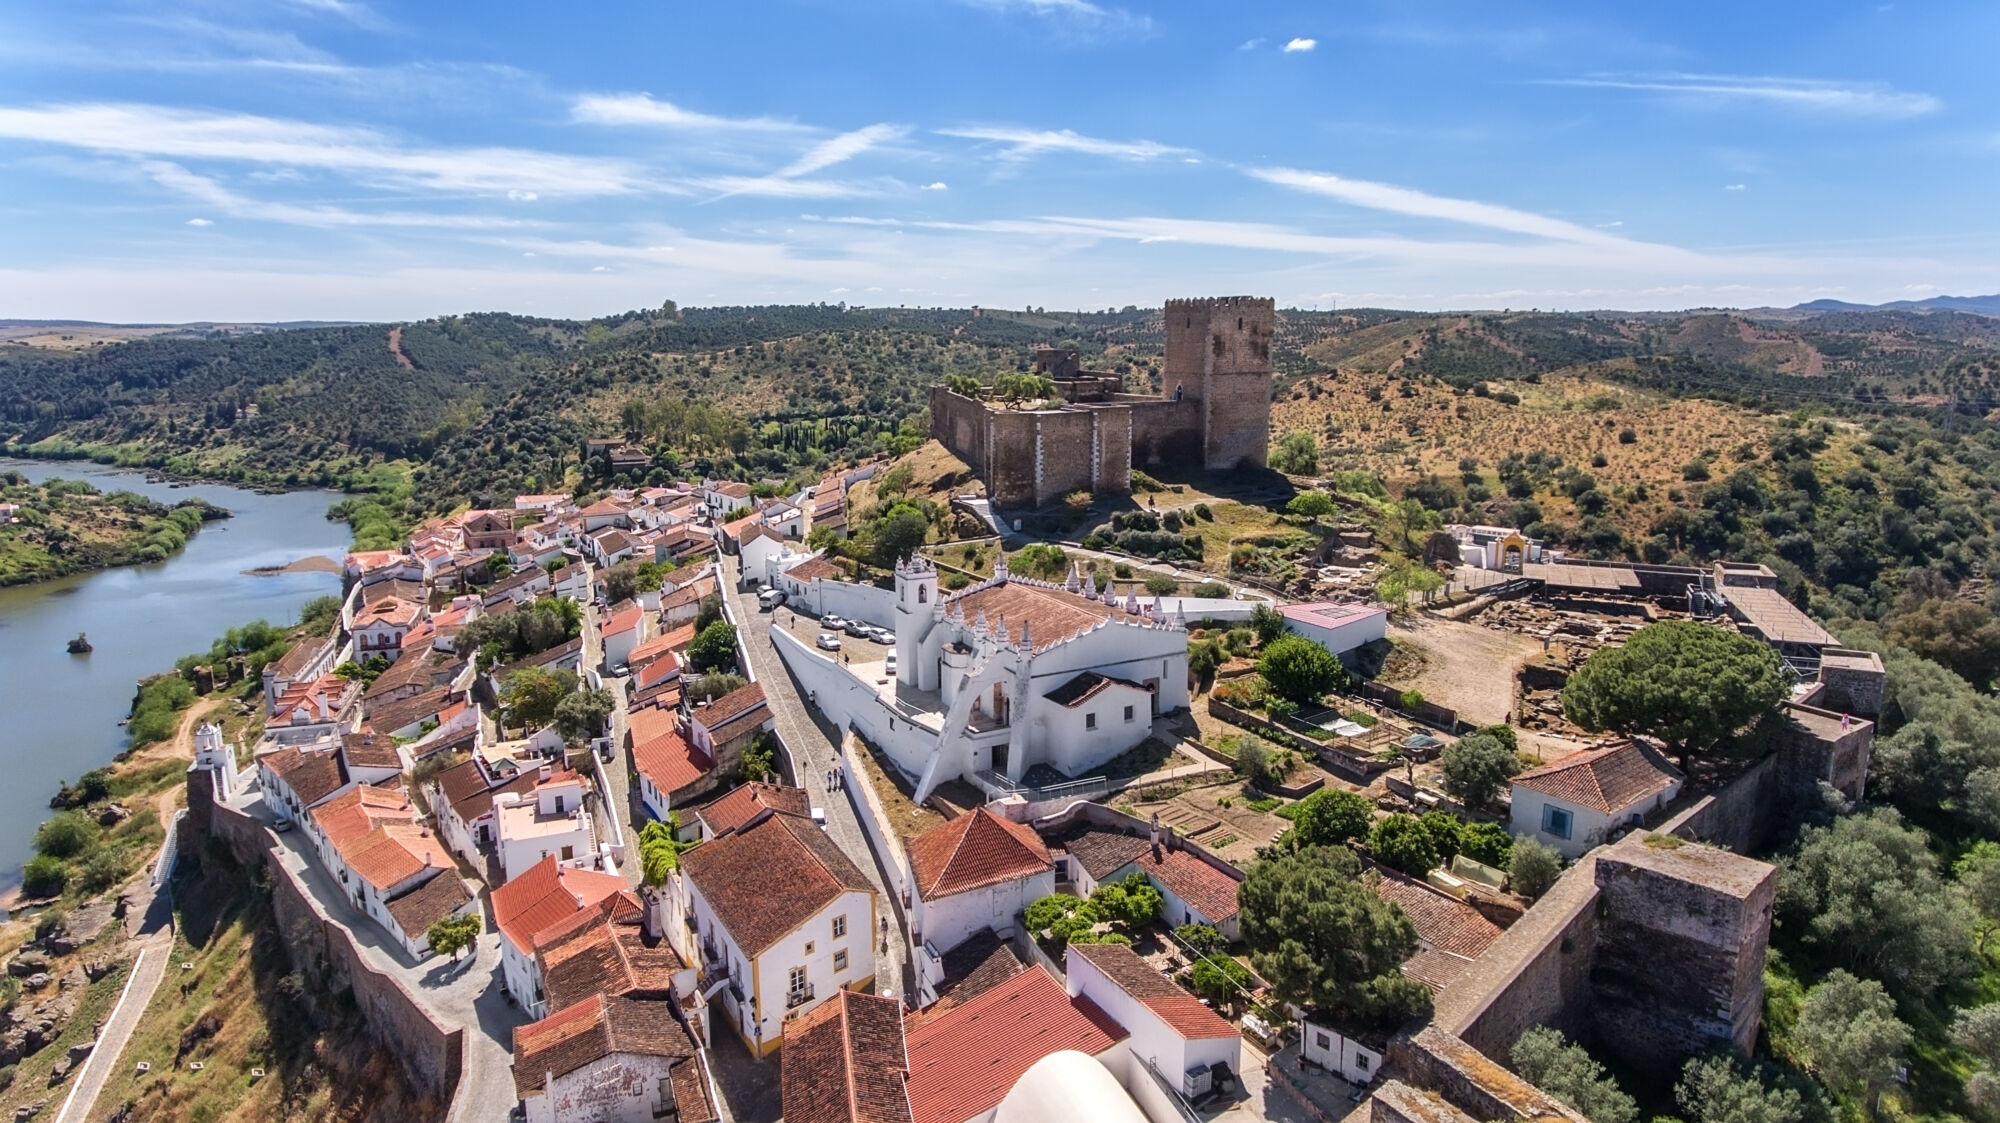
xmin=1724 ymin=183 xmax=1747 ymax=191
xmin=141 ymin=161 xmax=529 ymax=228
xmin=185 ymin=217 xmax=212 ymax=226
xmin=1542 ymin=73 xmax=1940 ymax=118
xmin=778 ymin=123 xmax=906 ymax=177
xmin=286 ymin=0 xmax=391 ymax=31
xmin=948 ymin=0 xmax=1152 ymax=38
xmin=568 ymin=93 xmax=806 ymax=132
xmin=696 ymin=123 xmax=907 ymax=200
xmin=1283 ymin=38 xmax=1317 ymax=53
xmin=922 ymin=181 xmax=949 ymax=191
xmin=0 ymin=102 xmax=645 ymax=197
xmin=1252 ymin=167 xmax=1634 ymax=247
xmin=939 ymin=125 xmax=1190 ymax=161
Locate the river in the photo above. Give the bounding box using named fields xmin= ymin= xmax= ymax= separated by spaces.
xmin=0 ymin=459 xmax=350 ymax=892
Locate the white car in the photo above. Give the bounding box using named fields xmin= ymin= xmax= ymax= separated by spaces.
xmin=822 ymin=614 xmax=847 ymax=630
xmin=868 ymin=626 xmax=895 ymax=644
xmin=884 ymin=651 xmax=898 ymax=676
xmin=816 ymin=632 xmax=842 ymax=651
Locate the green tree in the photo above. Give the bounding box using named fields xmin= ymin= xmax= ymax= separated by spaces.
xmin=1012 ymin=543 xmax=1068 ymax=580
xmin=34 ymin=812 xmax=99 ymax=860
xmin=1238 ymin=847 xmax=1428 ymax=1024
xmin=1269 ymin=430 xmax=1319 ymax=475
xmin=1418 ymin=811 xmax=1463 ymax=863
xmin=1092 ymin=873 xmax=1164 ymax=927
xmin=1144 ymin=572 xmax=1179 ymax=596
xmin=500 ymin=666 xmax=574 ymax=730
xmin=1458 ymin=822 xmax=1513 ymax=868
xmin=1190 ymin=955 xmax=1256 ymax=1008
xmin=1174 ymin=923 xmax=1228 ymax=957
xmin=689 ymin=621 xmax=740 ymax=672
xmin=1888 ymin=597 xmax=2000 ymax=690
xmin=1439 ymin=731 xmax=1522 ymax=809
xmin=943 ymin=374 xmax=984 ymax=397
xmin=1233 ymin=738 xmax=1274 ymax=786
xmin=1674 ymin=1056 xmax=1807 ymax=1123
xmin=1376 ymin=561 xmax=1444 ymax=609
xmin=1367 ymin=814 xmax=1440 ymax=875
xmin=738 ymin=734 xmax=777 ymax=783
xmin=1561 ymin=621 xmax=1787 ymax=764
xmin=1388 ymin=498 xmax=1440 ymax=556
xmin=553 ymin=688 xmax=615 ymax=743
xmin=639 ymin=817 xmax=694 ymax=886
xmin=1510 ymin=1027 xmax=1638 ymax=1123
xmin=1509 ymin=836 xmax=1562 ymax=897
xmin=1957 ymin=841 xmax=2000 ymax=953
xmin=1250 ymin=602 xmax=1286 ymax=644
xmin=1777 ymin=807 xmax=1975 ymax=999
xmin=992 ymin=373 xmax=1056 ymax=402
xmin=21 ymin=855 xmax=68 ymax=898
xmin=1188 ymin=638 xmax=1227 ymax=684
xmin=871 ymin=502 xmax=931 ymax=566
xmin=1287 ymin=491 xmax=1336 ymax=521
xmin=1791 ymin=970 xmax=1910 ymax=1115
xmin=687 ymin=672 xmax=749 ymax=703
xmin=1291 ymin=788 xmax=1373 ymax=849
xmin=426 ymin=913 xmax=482 ymax=962
xmin=298 ymin=595 xmax=343 ymax=633
xmin=1258 ymin=635 xmax=1347 ymax=704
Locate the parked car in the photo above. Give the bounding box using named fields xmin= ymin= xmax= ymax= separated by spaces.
xmin=816 ymin=632 xmax=842 ymax=651
xmin=843 ymin=619 xmax=871 ymax=638
xmin=868 ymin=626 xmax=895 ymax=644
xmin=758 ymin=587 xmax=786 ymax=610
xmin=884 ymin=651 xmax=898 ymax=676
xmin=822 ymin=614 xmax=847 ymax=630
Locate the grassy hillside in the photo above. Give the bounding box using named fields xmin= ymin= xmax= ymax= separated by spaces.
xmin=0 ymin=473 xmax=225 ymax=586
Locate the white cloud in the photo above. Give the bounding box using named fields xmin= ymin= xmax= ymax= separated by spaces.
xmin=142 ymin=161 xmax=528 ymax=229
xmin=1725 ymin=183 xmax=1747 ymax=191
xmin=949 ymin=0 xmax=1152 ymax=36
xmin=568 ymin=92 xmax=806 ymax=132
xmin=778 ymin=123 xmax=906 ymax=178
xmin=690 ymin=176 xmax=893 ymax=199
xmin=0 ymin=102 xmax=645 ymax=197
xmin=1283 ymin=38 xmax=1317 ymax=53
xmin=185 ymin=217 xmax=212 ymax=226
xmin=1252 ymin=166 xmax=1646 ymax=248
xmin=939 ymin=125 xmax=1190 ymax=161
xmin=1239 ymin=38 xmax=1265 ymax=51
xmin=921 ymin=181 xmax=949 ymax=191
xmin=1542 ymin=74 xmax=1940 ymax=119
xmin=507 ymin=190 xmax=538 ymax=201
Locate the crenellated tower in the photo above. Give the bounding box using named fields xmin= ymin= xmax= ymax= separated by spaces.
xmin=1163 ymin=296 xmax=1275 ymax=470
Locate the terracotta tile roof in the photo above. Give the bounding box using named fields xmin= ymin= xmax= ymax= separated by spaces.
xmin=1512 ymin=740 xmax=1682 ymax=815
xmin=512 ymin=993 xmax=699 ymax=1098
xmin=593 ymin=528 xmax=637 ymax=555
xmin=603 ymin=602 xmax=645 ymax=638
xmin=1068 ymin=942 xmax=1237 ymax=1040
xmin=355 ymin=596 xmax=423 ymax=629
xmin=1132 ymin=844 xmax=1243 ymax=926
xmin=263 ymin=745 xmax=349 ymax=808
xmin=1041 ymin=672 xmax=1150 ymax=709
xmin=365 ymin=687 xmax=452 ymax=736
xmin=631 ymin=723 xmax=711 ymax=797
xmin=946 ymin=580 xmax=1114 ymax=645
xmin=384 ymin=871 xmax=473 ymax=938
xmin=364 ymin=652 xmax=450 ymax=701
xmin=783 ymin=990 xmax=914 ymax=1123
xmin=633 ymin=651 xmax=682 ymax=691
xmin=491 ymin=855 xmax=630 ymax=955
xmin=340 ymin=730 xmax=402 ymax=772
xmin=272 ymin=675 xmax=357 ymax=726
xmin=1370 ymin=872 xmax=1504 ymax=960
xmin=786 ymin=556 xmax=843 ymax=582
xmin=669 ymin=1051 xmax=721 ymax=1123
xmin=721 ymin=515 xmax=758 ymax=541
xmin=691 ymin=782 xmax=811 ymax=838
xmin=711 ymin=481 xmax=752 ymax=499
xmin=309 ymin=783 xmax=415 ymax=852
xmin=435 ymin=760 xmax=536 ymax=826
xmin=627 ymin=631 xmax=686 ymax=670
xmin=538 ymin=893 xmax=685 ymax=1012
xmin=660 ymin=576 xmax=720 ymax=616
xmin=1402 ymin=947 xmax=1474 ymax=991
xmin=681 ymin=810 xmax=874 ymax=957
xmin=692 ymin=683 xmax=770 ymax=740
xmin=902 ymin=966 xmax=1127 ymax=1123
xmin=343 ymin=823 xmax=450 ymax=891
xmin=580 ymin=498 xmax=631 ymax=519
xmin=916 ymin=931 xmax=1028 ymax=1023
xmin=1051 ymin=828 xmax=1151 ymax=882
xmin=361 ymin=577 xmax=426 ymax=605
xmin=268 ymin=631 xmax=333 ymax=680
xmin=907 ymin=808 xmax=1051 ymax=902
xmin=657 ymin=623 xmax=697 ymax=652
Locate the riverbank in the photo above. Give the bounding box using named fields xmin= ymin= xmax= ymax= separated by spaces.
xmin=242 ymin=554 xmax=342 ymax=576
xmin=0 ymin=473 xmax=229 ymax=588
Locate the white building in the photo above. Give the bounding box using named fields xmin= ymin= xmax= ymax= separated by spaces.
xmin=491 ymin=855 xmax=632 ymax=1017
xmin=305 ymin=784 xmax=476 ymax=960
xmin=1509 ymin=740 xmax=1684 ymax=859
xmin=1298 ymin=1017 xmax=1384 ymax=1086
xmin=1275 ymin=601 xmax=1390 ymax=660
xmin=906 ymin=807 xmax=1054 ymax=1004
xmin=1066 ymin=941 xmax=1244 ymax=1104
xmin=602 ymin=602 xmax=646 ymax=671
xmin=668 ymin=807 xmax=877 ymax=1057
xmin=352 ymin=596 xmax=425 ymax=664
xmin=887 ymin=556 xmax=1190 ymax=801
xmin=495 ymin=766 xmax=603 ymax=879
xmin=1446 ymin=524 xmax=1545 ymax=571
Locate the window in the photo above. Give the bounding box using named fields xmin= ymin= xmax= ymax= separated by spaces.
xmin=1316 ymin=1032 xmax=1331 ymax=1050
xmin=832 ymin=915 xmax=847 ymax=939
xmin=1124 ymin=705 xmax=1134 ymax=722
xmin=560 ymin=845 xmax=574 ymax=861
xmin=1543 ymin=804 xmax=1573 ymax=840
xmin=833 ymin=950 xmax=849 ymax=972
xmin=1085 ymin=713 xmax=1097 ymax=730
xmin=554 ymin=795 xmax=566 ymax=814
xmin=1355 ymin=1054 xmax=1371 ymax=1072
xmin=789 ymin=966 xmax=807 ymax=995
xmin=803 ymin=942 xmax=815 ymax=955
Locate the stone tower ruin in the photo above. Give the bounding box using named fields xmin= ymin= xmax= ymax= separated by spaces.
xmin=1162 ymin=296 xmax=1275 ymax=471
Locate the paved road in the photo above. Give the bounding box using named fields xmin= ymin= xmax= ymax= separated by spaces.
xmin=579 ymin=582 xmax=645 ymax=891
xmin=54 ymin=893 xmax=175 ymax=1123
xmin=720 ymin=555 xmax=914 ymax=1002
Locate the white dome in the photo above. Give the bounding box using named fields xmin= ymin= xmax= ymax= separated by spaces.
xmin=994 ymin=1050 xmax=1148 ymax=1123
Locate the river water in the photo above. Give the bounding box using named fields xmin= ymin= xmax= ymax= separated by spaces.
xmin=0 ymin=459 xmax=350 ymax=891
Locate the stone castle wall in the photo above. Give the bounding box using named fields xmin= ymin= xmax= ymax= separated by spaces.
xmin=1128 ymin=399 xmax=1202 ymax=468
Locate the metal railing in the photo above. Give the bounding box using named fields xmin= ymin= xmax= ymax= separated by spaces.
xmin=785 ymin=985 xmax=816 ymax=1010
xmin=970 ymin=770 xmax=1110 ymax=805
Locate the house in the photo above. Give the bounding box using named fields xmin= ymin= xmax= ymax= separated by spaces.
xmin=0 ymin=501 xmax=16 ymax=524
xmin=629 ymin=649 xmax=686 ymax=709
xmin=602 ymin=602 xmax=646 ymax=671
xmin=365 ymin=686 xmax=457 ymax=740
xmin=430 ymin=758 xmax=540 ymax=865
xmin=513 ymin=993 xmax=716 ymax=1123
xmin=483 ymin=566 xmax=553 ymax=608
xmin=306 ymin=784 xmax=476 ymax=959
xmin=703 ymin=480 xmax=752 ymax=518
xmin=1445 ymin=523 xmax=1544 ymax=571
xmin=668 ymin=807 xmax=877 ymax=1056
xmin=876 ymin=556 xmax=1190 ymax=802
xmin=461 ymin=509 xmax=515 ymax=552
xmin=659 ymin=573 xmax=720 ymax=631
xmin=1276 ymin=601 xmax=1391 ymax=661
xmin=781 ymin=990 xmax=913 ymax=1123
xmin=589 ymin=526 xmax=642 ymax=567
xmin=258 ymin=742 xmax=355 ymax=823
xmin=685 ymin=683 xmax=774 ymax=781
xmin=907 ymin=808 xmax=1054 ymax=1003
xmin=491 ymin=855 xmax=631 ymax=1015
xmin=1369 ymin=870 xmax=1505 ymax=991
xmin=353 ymin=596 xmax=425 ymax=664
xmin=630 ymin=705 xmax=715 ymax=821
xmin=759 ymin=499 xmax=805 ymax=539
xmin=1510 ymin=740 xmax=1684 ymax=859
xmin=1051 ymin=820 xmax=1244 ymax=941
xmin=1298 ymin=1016 xmax=1386 ymax=1086
xmin=772 ymin=554 xmax=845 ymax=612
xmin=262 ymin=628 xmax=338 ymax=713
xmin=580 ymin=496 xmax=635 ymax=534
xmin=514 ymin=493 xmax=570 ymax=516
xmin=496 ymin=766 xmax=601 ymax=879
xmin=266 ymin=675 xmax=361 ymax=745
xmin=1065 ymin=941 xmax=1242 ymax=1104
xmin=738 ymin=525 xmax=792 ymax=585
xmin=535 ymin=892 xmax=695 ymax=1015
xmin=686 ymin=782 xmax=810 ymax=842
xmin=550 ymin=563 xmax=591 ymax=602
xmin=901 ymin=965 xmax=1128 ymax=1123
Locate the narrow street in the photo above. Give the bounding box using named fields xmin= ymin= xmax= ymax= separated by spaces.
xmin=718 ymin=554 xmax=915 ymax=1002
xmin=578 ymin=577 xmax=645 ymax=891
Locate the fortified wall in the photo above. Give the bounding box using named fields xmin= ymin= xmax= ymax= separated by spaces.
xmin=932 ymin=297 xmax=1273 ymax=509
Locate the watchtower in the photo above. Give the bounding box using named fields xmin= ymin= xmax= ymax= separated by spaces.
xmin=1163 ymin=296 xmax=1274 ymax=470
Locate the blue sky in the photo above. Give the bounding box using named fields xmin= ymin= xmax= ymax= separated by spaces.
xmin=1 ymin=0 xmax=1995 ymax=322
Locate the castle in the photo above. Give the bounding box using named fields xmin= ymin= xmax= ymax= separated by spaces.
xmin=930 ymin=297 xmax=1275 ymax=508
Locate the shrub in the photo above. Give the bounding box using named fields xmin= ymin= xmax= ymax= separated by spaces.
xmin=35 ymin=811 xmax=99 ymax=860
xmin=1438 ymin=732 xmax=1522 ymax=808
xmin=1682 ymin=460 xmax=1711 ymax=481
xmin=1175 ymin=923 xmax=1228 ymax=956
xmin=1258 ymin=636 xmax=1347 ymax=704
xmin=1509 ymin=836 xmax=1562 ymax=897
xmin=78 ymin=848 xmax=129 ymax=894
xmin=1191 ymin=580 xmax=1230 ymax=598
xmin=1192 ymin=503 xmax=1213 ymax=521
xmin=1143 ymin=573 xmax=1178 ymax=596
xmin=1368 ymin=814 xmax=1440 ymax=875
xmin=1234 ymin=739 xmax=1274 ymax=786
xmin=1458 ymin=822 xmax=1514 ymax=867
xmin=1618 ymin=428 xmax=1637 ymax=444
xmin=1265 ymin=697 xmax=1299 ymax=721
xmin=21 ymin=855 xmax=69 ymax=898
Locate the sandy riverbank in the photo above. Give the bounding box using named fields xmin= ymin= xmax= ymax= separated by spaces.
xmin=242 ymin=554 xmax=341 ymax=576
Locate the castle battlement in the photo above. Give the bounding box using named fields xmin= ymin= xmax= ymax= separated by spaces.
xmin=1164 ymin=295 xmax=1272 ymax=311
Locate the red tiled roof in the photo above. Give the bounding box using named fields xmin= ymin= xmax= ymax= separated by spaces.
xmin=720 ymin=515 xmax=758 ymax=541
xmin=604 ymin=603 xmax=644 ymax=637
xmin=691 ymin=782 xmax=811 ymax=838
xmin=783 ymin=990 xmax=914 ymax=1123
xmin=310 ymin=784 xmax=416 ymax=851
xmin=537 ymin=893 xmax=685 ymax=1012
xmin=785 ymin=556 xmax=843 ymax=582
xmin=1134 ymin=845 xmax=1242 ymax=925
xmin=1370 ymin=871 xmax=1504 ymax=960
xmin=355 ymin=596 xmax=423 ymax=629
xmin=491 ymin=855 xmax=630 ymax=954
xmin=343 ymin=823 xmax=450 ymax=891
xmin=512 ymin=993 xmax=699 ymax=1098
xmin=681 ymin=810 xmax=874 ymax=957
xmin=1068 ymin=941 xmax=1238 ymax=1040
xmin=902 ymin=966 xmax=1126 ymax=1123
xmin=262 ymin=744 xmax=350 ymax=808
xmin=693 ymin=683 xmax=770 ymax=738
xmin=384 ymin=871 xmax=472 ymax=938
xmin=906 ymin=808 xmax=1051 ymax=902
xmin=634 ymin=651 xmax=682 ymax=691
xmin=341 ymin=730 xmax=403 ymax=772
xmin=1512 ymin=740 xmax=1682 ymax=815
xmin=631 ymin=722 xmax=711 ymax=797
xmin=946 ymin=580 xmax=1114 ymax=645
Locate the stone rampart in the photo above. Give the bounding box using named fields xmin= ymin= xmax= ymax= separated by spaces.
xmin=1657 ymin=753 xmax=1782 ymax=854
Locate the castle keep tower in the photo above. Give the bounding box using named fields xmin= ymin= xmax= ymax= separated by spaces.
xmin=1163 ymin=296 xmax=1275 ymax=470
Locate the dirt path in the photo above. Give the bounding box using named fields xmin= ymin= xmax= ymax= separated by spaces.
xmin=1378 ymin=614 xmax=1544 ymax=727
xmin=387 ymin=325 xmax=414 ymax=369
xmin=128 ymin=696 xmax=227 ymax=768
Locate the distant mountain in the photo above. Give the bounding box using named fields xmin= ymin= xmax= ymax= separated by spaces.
xmin=1790 ymin=294 xmax=2000 ymax=316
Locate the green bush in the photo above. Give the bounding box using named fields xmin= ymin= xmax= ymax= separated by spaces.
xmin=21 ymin=855 xmax=70 ymax=898
xmin=35 ymin=811 xmax=99 ymax=859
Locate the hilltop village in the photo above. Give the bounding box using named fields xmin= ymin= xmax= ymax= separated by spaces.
xmin=30 ymin=296 xmax=1948 ymax=1123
